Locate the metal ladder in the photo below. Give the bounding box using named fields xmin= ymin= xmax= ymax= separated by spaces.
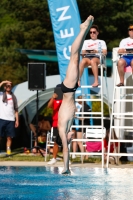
xmin=107 ymin=49 xmax=133 ymax=167
xmin=70 ymin=53 xmax=110 ymax=167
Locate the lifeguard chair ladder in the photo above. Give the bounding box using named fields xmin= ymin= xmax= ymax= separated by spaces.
xmin=70 ymin=53 xmax=110 ymax=168
xmin=107 ymin=48 xmax=133 ymax=167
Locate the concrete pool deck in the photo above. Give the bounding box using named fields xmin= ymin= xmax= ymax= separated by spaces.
xmin=0 ymin=161 xmax=133 ymax=168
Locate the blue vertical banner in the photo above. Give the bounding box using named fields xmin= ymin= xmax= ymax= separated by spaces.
xmin=47 ymin=0 xmax=91 ymax=90
xmin=48 ymin=0 xmax=92 ymax=124
xmin=47 ymin=0 xmax=81 ymax=81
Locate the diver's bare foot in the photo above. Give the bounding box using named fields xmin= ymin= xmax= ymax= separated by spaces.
xmin=92 ymin=82 xmax=99 ymax=87
xmin=67 ymin=131 xmax=74 ymax=144
xmin=80 ymin=15 xmax=94 ymax=30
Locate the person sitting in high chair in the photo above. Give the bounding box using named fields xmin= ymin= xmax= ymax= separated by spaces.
xmin=117 ymin=25 xmax=133 ymax=87
xmin=79 ymin=24 xmax=107 ymax=87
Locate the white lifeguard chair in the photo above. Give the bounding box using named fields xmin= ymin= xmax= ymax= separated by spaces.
xmin=107 ymin=47 xmax=133 ymax=167
xmin=70 ymin=53 xmax=110 ymax=167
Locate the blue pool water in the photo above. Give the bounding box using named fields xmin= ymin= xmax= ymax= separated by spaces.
xmin=0 ymin=166 xmax=133 ymax=200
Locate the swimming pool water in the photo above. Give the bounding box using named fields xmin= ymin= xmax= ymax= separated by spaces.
xmin=0 ymin=166 xmax=133 ymax=200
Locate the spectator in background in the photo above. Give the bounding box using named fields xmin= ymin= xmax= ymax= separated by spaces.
xmin=38 ymin=115 xmax=51 ymax=132
xmin=32 ymin=129 xmax=47 ymax=155
xmin=0 ymin=80 xmax=19 ymax=155
xmin=79 ymin=24 xmax=107 ymax=87
xmin=47 ymin=85 xmax=63 ymax=165
xmin=29 ymin=115 xmax=51 ymax=137
xmin=117 ymin=25 xmax=133 ymax=86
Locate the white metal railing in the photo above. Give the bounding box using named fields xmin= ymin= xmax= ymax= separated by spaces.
xmin=45 ymin=128 xmax=54 ymax=161
xmin=107 ymin=48 xmax=133 ymax=167
xmin=70 ymin=53 xmax=109 ymax=167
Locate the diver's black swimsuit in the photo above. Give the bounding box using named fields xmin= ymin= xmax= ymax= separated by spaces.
xmin=61 ymin=82 xmax=78 ymax=93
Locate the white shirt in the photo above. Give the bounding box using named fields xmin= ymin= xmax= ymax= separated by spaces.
xmin=82 ymin=39 xmax=107 ymax=51
xmin=119 ymin=37 xmax=133 ymax=49
xmin=75 ymin=102 xmax=82 ymax=112
xmin=0 ymin=92 xmax=15 ymax=121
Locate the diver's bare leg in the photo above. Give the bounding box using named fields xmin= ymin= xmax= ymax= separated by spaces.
xmin=59 ymin=119 xmax=70 ymax=174
xmin=62 ymin=118 xmax=74 ymax=174
xmin=64 ymin=15 xmax=94 ymax=88
xmin=58 ymin=95 xmax=76 ymax=174
xmin=71 ymin=15 xmax=94 ymax=58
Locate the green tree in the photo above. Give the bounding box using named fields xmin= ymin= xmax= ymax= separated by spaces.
xmin=0 ymin=0 xmax=56 ymax=84
xmin=0 ymin=0 xmax=133 ymax=84
xmin=77 ymin=0 xmax=133 ymax=50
